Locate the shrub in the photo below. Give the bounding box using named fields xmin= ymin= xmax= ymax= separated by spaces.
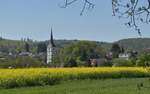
xmin=0 ymin=56 xmax=46 ymax=68
xmin=112 ymin=58 xmax=133 ymax=67
xmin=97 ymin=59 xmax=112 ymax=67
xmin=136 ymin=53 xmax=150 ymax=66
xmin=64 ymin=58 xmax=77 ymax=67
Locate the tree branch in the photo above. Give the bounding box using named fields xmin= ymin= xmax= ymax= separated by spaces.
xmin=112 ymin=0 xmax=150 ymax=36
xmin=61 ymin=0 xmax=94 ymax=16
xmin=61 ymin=0 xmax=150 ymax=35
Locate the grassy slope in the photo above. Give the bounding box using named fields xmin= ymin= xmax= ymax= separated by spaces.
xmin=0 ymin=78 xmax=150 ymax=94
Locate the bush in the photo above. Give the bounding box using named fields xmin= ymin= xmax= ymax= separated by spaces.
xmin=0 ymin=56 xmax=46 ymax=68
xmin=136 ymin=53 xmax=150 ymax=66
xmin=64 ymin=58 xmax=78 ymax=67
xmin=14 ymin=56 xmax=46 ymax=68
xmin=112 ymin=58 xmax=133 ymax=67
xmin=97 ymin=59 xmax=112 ymax=67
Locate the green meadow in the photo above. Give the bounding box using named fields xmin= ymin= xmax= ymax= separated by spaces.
xmin=0 ymin=78 xmax=150 ymax=94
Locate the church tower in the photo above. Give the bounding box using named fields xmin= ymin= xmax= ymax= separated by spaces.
xmin=47 ymin=28 xmax=56 ymax=64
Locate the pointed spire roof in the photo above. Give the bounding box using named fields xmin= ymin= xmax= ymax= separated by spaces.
xmin=50 ymin=27 xmax=56 ymax=47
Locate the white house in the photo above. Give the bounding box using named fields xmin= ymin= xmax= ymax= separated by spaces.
xmin=119 ymin=53 xmax=130 ymax=60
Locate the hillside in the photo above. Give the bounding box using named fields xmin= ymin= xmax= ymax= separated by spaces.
xmin=0 ymin=38 xmax=38 ymax=53
xmin=1 ymin=38 xmax=150 ymax=53
xmin=116 ymin=38 xmax=150 ymax=51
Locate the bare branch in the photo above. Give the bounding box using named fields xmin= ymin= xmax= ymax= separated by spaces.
xmin=60 ymin=0 xmax=78 ymax=8
xmin=61 ymin=0 xmax=94 ymax=16
xmin=61 ymin=0 xmax=150 ymax=35
xmin=112 ymin=0 xmax=150 ymax=35
xmin=148 ymin=0 xmax=150 ymax=8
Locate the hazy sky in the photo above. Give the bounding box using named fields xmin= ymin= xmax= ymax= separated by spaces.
xmin=0 ymin=0 xmax=149 ymax=42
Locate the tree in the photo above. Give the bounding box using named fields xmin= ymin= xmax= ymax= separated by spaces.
xmin=136 ymin=53 xmax=150 ymax=66
xmin=37 ymin=42 xmax=47 ymax=53
xmin=111 ymin=43 xmax=121 ymax=58
xmin=25 ymin=42 xmax=30 ymax=52
xmin=0 ymin=56 xmax=46 ymax=68
xmin=0 ymin=37 xmax=3 ymax=40
xmin=61 ymin=0 xmax=150 ymax=34
xmin=56 ymin=41 xmax=107 ymax=66
xmin=64 ymin=57 xmax=78 ymax=67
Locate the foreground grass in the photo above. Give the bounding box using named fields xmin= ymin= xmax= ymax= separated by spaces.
xmin=0 ymin=78 xmax=150 ymax=94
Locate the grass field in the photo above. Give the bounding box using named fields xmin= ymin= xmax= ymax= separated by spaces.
xmin=0 ymin=78 xmax=150 ymax=94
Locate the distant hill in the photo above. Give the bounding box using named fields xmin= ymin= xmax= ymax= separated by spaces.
xmin=116 ymin=38 xmax=150 ymax=51
xmin=53 ymin=38 xmax=150 ymax=52
xmin=0 ymin=38 xmax=38 ymax=53
xmin=1 ymin=38 xmax=150 ymax=53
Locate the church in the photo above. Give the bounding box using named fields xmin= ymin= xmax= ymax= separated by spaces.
xmin=47 ymin=28 xmax=56 ymax=64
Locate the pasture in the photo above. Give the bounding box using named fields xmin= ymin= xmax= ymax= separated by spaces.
xmin=0 ymin=78 xmax=150 ymax=94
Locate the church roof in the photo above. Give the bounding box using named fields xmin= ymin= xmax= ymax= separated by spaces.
xmin=49 ymin=28 xmax=56 ymax=47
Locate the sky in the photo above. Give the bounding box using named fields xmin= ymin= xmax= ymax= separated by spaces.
xmin=0 ymin=0 xmax=149 ymax=42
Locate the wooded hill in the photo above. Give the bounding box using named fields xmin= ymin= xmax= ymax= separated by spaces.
xmin=0 ymin=38 xmax=150 ymax=53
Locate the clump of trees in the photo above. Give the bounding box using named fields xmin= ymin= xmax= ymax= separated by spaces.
xmin=136 ymin=53 xmax=150 ymax=66
xmin=111 ymin=43 xmax=123 ymax=58
xmin=52 ymin=41 xmax=150 ymax=67
xmin=54 ymin=41 xmax=107 ymax=67
xmin=0 ymin=56 xmax=46 ymax=68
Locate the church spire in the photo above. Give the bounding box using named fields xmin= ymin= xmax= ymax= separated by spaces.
xmin=50 ymin=27 xmax=56 ymax=47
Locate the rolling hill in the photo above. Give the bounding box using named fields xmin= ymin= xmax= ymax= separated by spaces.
xmin=117 ymin=38 xmax=150 ymax=51
xmin=1 ymin=38 xmax=150 ymax=53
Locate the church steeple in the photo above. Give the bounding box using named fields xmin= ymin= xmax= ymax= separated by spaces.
xmin=50 ymin=28 xmax=56 ymax=47
xmin=47 ymin=27 xmax=56 ymax=64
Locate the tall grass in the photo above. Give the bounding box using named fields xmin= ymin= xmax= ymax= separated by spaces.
xmin=0 ymin=67 xmax=149 ymax=88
